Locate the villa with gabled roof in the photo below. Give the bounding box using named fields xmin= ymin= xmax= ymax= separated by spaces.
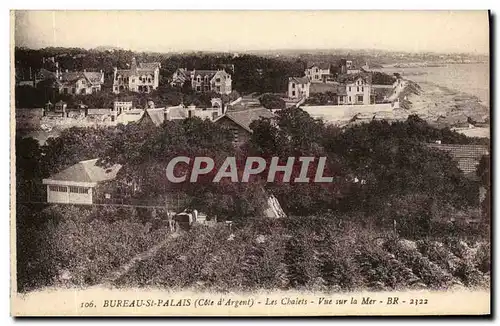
xmin=171 ymin=68 xmax=232 ymax=95
xmin=55 ymin=70 xmax=105 ymax=95
xmin=113 ymin=58 xmax=161 ymax=94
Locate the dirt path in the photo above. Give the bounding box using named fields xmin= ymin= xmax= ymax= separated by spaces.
xmin=101 ymin=232 xmax=181 ymax=285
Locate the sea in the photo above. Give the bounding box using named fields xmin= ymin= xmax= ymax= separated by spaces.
xmin=375 ymin=63 xmax=490 ymax=107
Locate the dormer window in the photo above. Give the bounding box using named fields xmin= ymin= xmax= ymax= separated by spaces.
xmin=197 ymin=76 xmax=201 ymax=83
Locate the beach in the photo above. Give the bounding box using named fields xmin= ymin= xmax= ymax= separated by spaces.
xmin=377 ymin=63 xmax=490 ymax=138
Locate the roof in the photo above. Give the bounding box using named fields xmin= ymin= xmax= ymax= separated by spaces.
xmin=214 ymin=107 xmax=275 ymax=133
xmin=59 ymin=71 xmax=85 ymax=83
xmin=289 ymin=76 xmax=310 ymax=84
xmin=116 ymin=109 xmax=145 ymax=125
xmin=44 ymin=159 xmax=122 ymax=184
xmin=166 ymin=106 xmax=188 ymax=120
xmin=338 ymin=73 xmax=372 ymax=84
xmin=192 ymin=70 xmax=219 ymax=78
xmin=115 ymin=62 xmax=160 ymax=77
xmin=141 ymin=108 xmax=166 ymax=126
xmin=37 ymin=68 xmax=56 ymax=80
xmin=427 ymin=143 xmax=490 ymax=175
xmin=138 ymin=62 xmax=161 ymax=70
xmin=57 ymin=71 xmax=104 ymax=86
xmin=173 ymin=68 xmax=190 ymax=78
xmin=83 ymin=71 xmax=104 ymax=85
xmin=115 ymin=69 xmax=134 ymax=78
xmin=87 ymin=108 xmax=111 ymax=115
xmin=307 ymin=63 xmax=331 ymax=70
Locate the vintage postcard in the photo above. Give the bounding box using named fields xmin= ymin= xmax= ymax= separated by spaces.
xmin=10 ymin=10 xmax=491 ymax=316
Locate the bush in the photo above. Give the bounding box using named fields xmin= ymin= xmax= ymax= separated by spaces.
xmin=16 ymin=205 xmax=169 ymax=291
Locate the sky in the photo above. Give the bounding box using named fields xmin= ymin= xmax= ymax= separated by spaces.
xmin=14 ymin=10 xmax=490 ymax=55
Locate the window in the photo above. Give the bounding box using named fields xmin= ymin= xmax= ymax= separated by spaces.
xmin=196 ymin=85 xmax=201 ymax=92
xmin=292 ymin=91 xmax=296 ymax=96
xmin=114 ymin=86 xmax=118 ymax=91
xmin=216 ymin=78 xmax=221 ymax=83
xmin=316 ymin=68 xmax=319 ymax=72
xmin=49 ymin=185 xmax=68 ymax=192
xmin=81 ymin=88 xmax=86 ymax=95
xmin=357 ymin=95 xmax=363 ymax=102
xmin=292 ymin=83 xmax=295 ymax=88
xmin=197 ymin=76 xmax=201 ymax=83
xmin=357 ymin=87 xmax=360 ymax=92
xmin=315 ymin=75 xmax=318 ymax=80
xmin=348 ymin=87 xmax=351 ymax=92
xmin=348 ymin=96 xmax=352 ymax=102
xmin=70 ymin=186 xmax=89 ymax=194
xmin=361 ymin=86 xmax=364 ymax=92
xmin=216 ymin=86 xmax=221 ymax=92
xmin=230 ymin=127 xmax=239 ymax=142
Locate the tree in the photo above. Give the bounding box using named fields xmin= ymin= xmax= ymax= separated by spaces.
xmin=477 ymin=154 xmax=491 ymax=220
xmin=259 ymin=93 xmax=286 ymax=111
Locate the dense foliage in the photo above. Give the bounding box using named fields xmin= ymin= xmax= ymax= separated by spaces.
xmin=112 ymin=217 xmax=489 ymax=292
xmin=16 ymin=102 xmax=490 ymax=292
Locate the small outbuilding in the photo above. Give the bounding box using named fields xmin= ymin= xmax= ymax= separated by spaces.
xmin=42 ymin=158 xmax=122 ymax=205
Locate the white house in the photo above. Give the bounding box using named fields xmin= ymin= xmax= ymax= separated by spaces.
xmin=344 ymin=75 xmax=372 ymax=105
xmin=305 ymin=63 xmax=331 ymax=83
xmin=113 ymin=58 xmax=161 ymax=94
xmin=42 ymin=159 xmax=122 ymax=205
xmin=288 ymin=77 xmax=311 ymax=99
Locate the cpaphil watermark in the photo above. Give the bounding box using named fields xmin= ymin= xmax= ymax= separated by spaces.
xmin=165 ymin=156 xmax=337 ymax=183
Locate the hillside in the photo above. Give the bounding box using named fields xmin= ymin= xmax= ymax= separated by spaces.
xmin=113 ymin=217 xmax=489 ymax=292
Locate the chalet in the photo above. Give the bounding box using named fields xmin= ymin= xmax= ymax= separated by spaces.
xmin=113 ymin=58 xmax=161 ymax=94
xmin=56 ymin=70 xmax=105 ymax=95
xmin=42 ymin=159 xmax=122 ymax=205
xmin=171 ymin=68 xmax=232 ymax=95
xmin=213 ymin=107 xmax=275 ymax=146
xmin=288 ymin=77 xmax=311 ymax=99
xmin=305 ymin=63 xmax=331 ymax=83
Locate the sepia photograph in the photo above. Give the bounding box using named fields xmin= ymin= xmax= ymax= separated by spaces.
xmin=10 ymin=10 xmax=491 ymax=316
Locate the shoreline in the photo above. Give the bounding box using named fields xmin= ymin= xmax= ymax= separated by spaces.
xmin=406 ymin=80 xmax=490 ymax=138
